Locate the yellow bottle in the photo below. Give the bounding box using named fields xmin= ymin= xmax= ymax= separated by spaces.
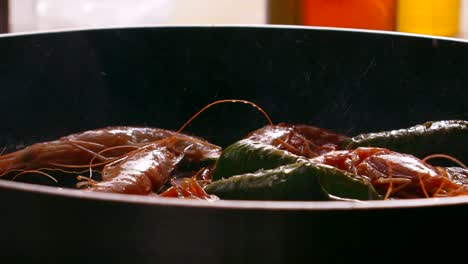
xmin=397 ymin=0 xmax=460 ymax=37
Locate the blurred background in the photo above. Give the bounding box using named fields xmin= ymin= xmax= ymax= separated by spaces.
xmin=1 ymin=0 xmax=468 ymax=38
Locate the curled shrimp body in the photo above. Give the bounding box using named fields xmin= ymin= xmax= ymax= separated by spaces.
xmin=0 ymin=127 xmax=201 ymax=177
xmin=311 ymin=147 xmax=468 ymax=198
xmin=245 ymin=123 xmax=349 ymax=158
xmin=83 ymin=136 xmax=221 ymax=195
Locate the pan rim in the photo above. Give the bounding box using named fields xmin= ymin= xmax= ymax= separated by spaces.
xmin=1 ymin=24 xmax=468 ymax=45
xmin=1 ymin=179 xmax=467 ymax=211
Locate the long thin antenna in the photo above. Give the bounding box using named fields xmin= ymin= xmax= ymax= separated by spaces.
xmin=177 ymin=99 xmax=273 ymax=133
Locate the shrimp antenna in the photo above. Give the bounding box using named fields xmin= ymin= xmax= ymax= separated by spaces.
xmin=177 ymin=99 xmax=274 ymax=133
xmin=423 ymin=154 xmax=467 ymax=169
xmin=0 ymin=146 xmax=6 ymax=155
xmin=86 ymin=145 xmax=139 ymax=180
xmin=12 ymin=170 xmax=58 ymax=183
xmin=48 ymin=145 xmax=138 ymax=170
xmin=417 ymin=173 xmax=430 ymax=198
xmin=384 ymin=163 xmax=393 ymax=200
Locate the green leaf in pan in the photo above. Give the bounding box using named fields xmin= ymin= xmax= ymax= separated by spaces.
xmin=211 ymin=139 xmax=305 ymax=181
xmin=206 ymin=161 xmax=381 ymax=201
xmin=342 ymin=120 xmax=468 ymax=161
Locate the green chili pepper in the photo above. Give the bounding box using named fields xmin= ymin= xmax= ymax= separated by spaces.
xmin=206 ymin=161 xmax=381 ymax=201
xmin=342 ymin=120 xmax=468 ymax=160
xmin=212 ymin=139 xmax=305 ymax=181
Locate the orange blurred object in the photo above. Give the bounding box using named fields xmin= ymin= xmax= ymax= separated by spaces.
xmin=302 ymin=0 xmax=396 ymax=31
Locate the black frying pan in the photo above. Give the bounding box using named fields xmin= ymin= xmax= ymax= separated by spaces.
xmin=0 ymin=26 xmax=467 ymax=263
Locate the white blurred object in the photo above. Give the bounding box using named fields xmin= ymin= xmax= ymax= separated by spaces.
xmin=10 ymin=0 xmax=267 ymax=32
xmin=36 ymin=0 xmax=173 ymax=29
xmin=166 ymin=0 xmax=266 ymax=24
xmin=10 ymin=0 xmax=37 ymax=32
xmin=461 ymin=0 xmax=468 ymax=38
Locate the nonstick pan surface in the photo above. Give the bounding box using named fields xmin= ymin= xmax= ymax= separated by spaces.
xmin=0 ymin=26 xmax=467 ymax=262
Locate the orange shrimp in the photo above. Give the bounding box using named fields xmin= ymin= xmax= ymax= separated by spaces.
xmin=311 ymin=147 xmax=468 ymax=198
xmin=0 ymin=127 xmax=203 ymax=177
xmin=80 ymin=136 xmax=221 ymax=195
xmin=245 ymin=123 xmax=349 ymax=158
xmin=80 ymin=99 xmax=274 ymax=197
